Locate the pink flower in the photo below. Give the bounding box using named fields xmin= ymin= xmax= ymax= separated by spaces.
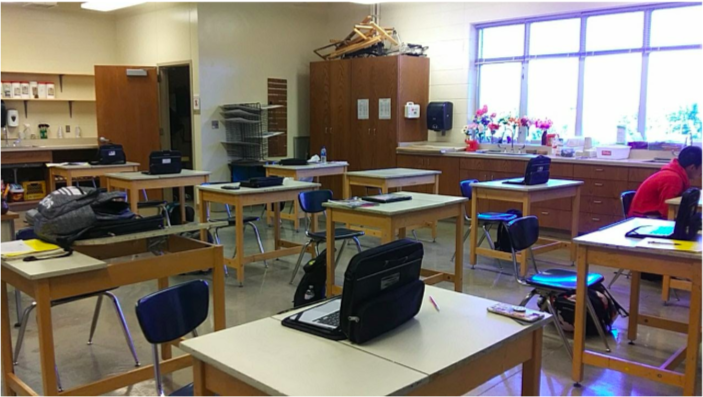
xmin=475 ymin=104 xmax=488 ymax=116
xmin=488 ymin=122 xmax=500 ymax=132
xmin=519 ymin=116 xmax=531 ymax=127
xmin=490 ymin=113 xmax=496 ymax=118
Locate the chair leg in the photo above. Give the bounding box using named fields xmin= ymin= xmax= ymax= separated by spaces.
xmin=529 ymin=248 xmax=540 ymax=275
xmin=213 ymin=229 xmax=222 ymax=245
xmin=248 ymin=222 xmax=268 ymax=268
xmin=152 ymin=345 xmax=164 ymax=396
xmin=13 ymin=302 xmax=37 ymax=365
xmin=87 ymin=295 xmax=104 ymax=345
xmin=55 ymin=365 xmax=63 ymax=392
xmin=511 ymin=249 xmax=528 ymax=285
xmin=411 ymin=230 xmax=418 ymax=240
xmin=585 ymin=295 xmax=612 ymax=353
xmin=352 ymin=237 xmax=362 ymax=253
xmin=104 ymin=292 xmax=140 ymax=366
xmin=519 ymin=290 xmax=538 ymax=307
xmin=545 ymin=296 xmax=573 ymax=360
xmin=608 ymin=269 xmax=624 ymax=289
xmin=290 ymin=240 xmax=312 ymax=284
xmin=451 ymin=227 xmax=472 ymax=263
xmin=14 ymin=289 xmax=22 ymax=327
xmin=482 ymin=224 xmax=495 ymax=250
xmin=335 ymin=240 xmax=348 ymax=266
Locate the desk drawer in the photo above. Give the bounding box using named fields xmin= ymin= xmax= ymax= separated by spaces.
xmin=583 ymin=197 xmax=623 ymax=216
xmin=550 ymin=163 xmax=574 ymax=178
xmin=2 ymin=150 xmax=52 ymax=164
xmin=535 ymin=208 xmax=570 ymax=230
xmin=460 ymin=158 xmax=490 ymax=171
xmin=582 ymin=179 xmax=623 ymax=199
xmin=628 ymin=168 xmax=657 ymax=183
xmin=579 ymin=213 xmax=619 ymax=233
xmin=574 ymin=164 xmax=628 ymax=181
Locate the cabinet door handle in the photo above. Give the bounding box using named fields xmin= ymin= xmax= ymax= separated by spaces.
xmin=593 ymin=200 xmax=602 ymax=204
xmin=367 ymin=128 xmax=371 ymax=136
xmin=594 ymin=183 xmax=604 ymax=187
xmin=595 ymin=168 xmax=604 ymax=172
xmin=324 ymin=127 xmax=328 ymax=135
xmin=329 ymin=127 xmax=332 ymax=135
xmin=541 ymin=211 xmax=549 ymax=215
xmin=591 ymin=217 xmax=600 ymax=221
xmin=373 ymin=128 xmax=377 ymax=135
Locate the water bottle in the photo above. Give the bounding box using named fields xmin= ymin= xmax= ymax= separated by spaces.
xmin=321 ymin=146 xmax=327 ymax=163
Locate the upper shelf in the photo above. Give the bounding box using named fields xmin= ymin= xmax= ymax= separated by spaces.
xmin=2 ymin=98 xmax=95 ymax=102
xmin=1 ymin=70 xmax=94 ymax=77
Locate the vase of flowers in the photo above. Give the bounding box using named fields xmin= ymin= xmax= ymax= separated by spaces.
xmin=535 ymin=118 xmax=553 ymax=145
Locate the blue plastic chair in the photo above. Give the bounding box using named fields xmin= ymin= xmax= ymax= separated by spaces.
xmin=507 ymin=216 xmax=612 ymax=358
xmin=451 ymin=179 xmax=518 ymax=264
xmin=135 ymin=280 xmax=210 ymax=396
xmin=289 ymin=190 xmax=364 ymax=284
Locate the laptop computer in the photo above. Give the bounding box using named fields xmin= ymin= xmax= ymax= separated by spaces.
xmin=626 ymin=188 xmax=701 ymax=241
xmin=361 ymin=194 xmax=412 ymax=204
xmin=142 ymin=150 xmax=182 ymax=175
xmin=503 ymin=155 xmax=551 ymax=186
xmin=282 ymin=239 xmax=424 ymax=341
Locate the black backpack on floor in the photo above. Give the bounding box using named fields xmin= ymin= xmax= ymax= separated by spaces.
xmin=495 ymin=209 xmax=523 ymax=252
xmin=293 ymin=250 xmax=327 ymax=308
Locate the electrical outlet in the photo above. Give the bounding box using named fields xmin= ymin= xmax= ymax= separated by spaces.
xmin=212 ymin=120 xmax=219 ymax=129
xmin=65 ymin=125 xmax=71 ymax=133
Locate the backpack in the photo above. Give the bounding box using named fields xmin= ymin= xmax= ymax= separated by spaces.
xmin=539 ymin=283 xmax=628 ymax=335
xmin=167 ymin=202 xmax=195 ymax=225
xmin=494 ymin=209 xmax=523 ymax=252
xmin=293 ymin=250 xmax=327 ymax=308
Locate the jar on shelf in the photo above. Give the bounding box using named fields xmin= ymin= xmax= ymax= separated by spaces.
xmin=46 ymin=82 xmax=55 ymax=99
xmin=30 ymin=81 xmax=38 ymax=99
xmin=2 ymin=81 xmax=11 ymax=98
xmin=11 ymin=81 xmax=21 ymax=98
xmin=20 ymin=81 xmax=30 ymax=99
xmin=37 ymin=82 xmax=47 ymax=99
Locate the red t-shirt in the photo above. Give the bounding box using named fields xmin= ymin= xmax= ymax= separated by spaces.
xmin=629 ymin=159 xmax=691 ymax=219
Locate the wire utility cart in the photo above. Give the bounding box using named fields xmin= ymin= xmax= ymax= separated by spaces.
xmin=220 ymin=102 xmax=285 ymax=160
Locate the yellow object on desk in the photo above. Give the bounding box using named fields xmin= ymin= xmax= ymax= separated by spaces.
xmin=1 ymin=239 xmax=62 ymax=260
xmin=635 ymin=237 xmax=702 ymax=252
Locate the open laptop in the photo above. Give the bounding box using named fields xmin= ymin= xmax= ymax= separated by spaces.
xmin=503 ymin=155 xmax=551 ymax=186
xmin=626 ymin=188 xmax=701 ymax=241
xmin=142 ymin=150 xmax=182 ymax=175
xmin=282 ymin=239 xmax=423 ymax=340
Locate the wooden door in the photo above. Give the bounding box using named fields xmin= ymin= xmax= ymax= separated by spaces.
xmin=95 ymin=66 xmax=160 ymax=172
xmin=309 ymin=61 xmax=330 ymax=159
xmin=371 ymin=56 xmax=398 ymax=169
xmin=328 ymin=60 xmax=351 ymax=163
xmin=350 ymin=57 xmax=375 ymax=171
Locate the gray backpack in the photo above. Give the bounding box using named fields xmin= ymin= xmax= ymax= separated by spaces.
xmin=26 ymin=187 xmax=133 ymax=246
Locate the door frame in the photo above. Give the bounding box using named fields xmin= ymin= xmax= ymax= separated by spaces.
xmin=156 ymin=60 xmax=195 ymax=155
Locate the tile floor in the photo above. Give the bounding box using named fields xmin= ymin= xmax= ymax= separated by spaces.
xmin=4 ymin=208 xmax=701 ymax=396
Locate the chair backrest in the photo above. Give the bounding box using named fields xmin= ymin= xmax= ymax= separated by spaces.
xmin=459 ymin=179 xmax=478 ymax=200
xmin=15 ymin=228 xmax=36 ymax=240
xmin=506 ymin=216 xmax=539 ymax=252
xmin=135 ymin=280 xmax=209 ymax=344
xmin=298 ymin=190 xmax=333 ymax=214
xmin=621 ymin=190 xmax=636 ymax=218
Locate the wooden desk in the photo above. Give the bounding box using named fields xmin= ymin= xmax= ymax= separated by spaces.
xmin=264 ymin=161 xmax=348 ymax=231
xmin=48 ymin=162 xmax=139 ymax=192
xmin=572 ymin=218 xmax=702 ymax=395
xmin=181 ymin=286 xmax=550 ymax=396
xmin=663 ymin=196 xmax=702 ymax=302
xmin=105 ymin=169 xmax=210 ymax=223
xmin=344 ymin=168 xmax=442 ymax=239
xmin=323 ymin=192 xmax=467 ymax=293
xmin=197 ymin=180 xmax=320 ymax=286
xmin=1 ymin=211 xmax=21 ymax=327
xmin=469 ymin=179 xmax=583 ymax=276
xmin=1 ymin=225 xmax=225 ymax=396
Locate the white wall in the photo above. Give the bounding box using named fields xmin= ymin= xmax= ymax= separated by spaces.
xmin=378 ymin=2 xmax=634 ymax=144
xmin=197 ymin=2 xmax=329 ymax=181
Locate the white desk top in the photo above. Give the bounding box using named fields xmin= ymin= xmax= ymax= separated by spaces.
xmin=665 ymin=196 xmax=703 ymax=207
xmin=104 ymin=169 xmax=210 ymax=181
xmin=50 ymin=161 xmax=140 ymax=170
xmin=264 ymin=161 xmax=349 ymax=171
xmin=179 ymin=318 xmax=427 ymax=396
xmin=471 ymin=178 xmax=583 ymax=192
xmin=345 ymin=168 xmax=441 ymax=179
xmin=574 ymin=218 xmax=702 ymax=260
xmin=1 ymin=249 xmax=106 ymax=280
xmin=197 ymin=180 xmax=320 ymax=196
xmin=323 ymin=192 xmax=466 ymax=216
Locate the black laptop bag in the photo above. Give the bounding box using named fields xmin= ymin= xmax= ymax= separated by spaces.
xmin=340 ymin=239 xmax=425 ymax=344
xmin=94 ymin=144 xmax=127 ymax=165
xmin=293 ymin=250 xmax=328 ymax=308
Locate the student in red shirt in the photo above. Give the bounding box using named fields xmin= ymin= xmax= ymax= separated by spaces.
xmin=629 ymin=146 xmax=702 ymax=219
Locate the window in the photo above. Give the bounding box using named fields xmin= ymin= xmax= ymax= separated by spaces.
xmin=475 ymin=4 xmax=703 ymax=143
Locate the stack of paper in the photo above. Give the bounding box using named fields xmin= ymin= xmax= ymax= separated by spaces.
xmin=1 ymin=239 xmax=64 ymax=260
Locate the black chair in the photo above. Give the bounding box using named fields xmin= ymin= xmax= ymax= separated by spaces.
xmin=289 ymin=190 xmax=364 ymax=284
xmin=451 ymin=179 xmax=518 ymax=266
xmin=12 ymin=232 xmax=139 ymax=393
xmin=608 ymin=191 xmax=636 ymax=288
xmin=506 ymin=216 xmax=612 ymax=358
xmin=202 ymin=182 xmax=267 ymax=279
xmin=135 ymin=280 xmax=209 ymax=396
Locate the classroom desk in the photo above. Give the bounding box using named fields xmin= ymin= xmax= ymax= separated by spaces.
xmin=662 ymin=195 xmax=703 ymax=302
xmin=105 ymin=169 xmax=210 ymax=223
xmin=264 ymin=161 xmax=348 ymax=230
xmin=323 ymin=192 xmax=467 ymax=294
xmin=572 ymin=218 xmax=702 ymax=395
xmin=1 ymin=211 xmax=22 ymax=327
xmin=48 ymin=162 xmax=139 ymax=192
xmin=666 ymin=195 xmax=703 ymax=220
xmin=197 ymin=180 xmax=320 ymax=285
xmin=344 ymin=168 xmax=442 ymax=239
xmin=0 ymin=223 xmax=225 ymax=396
xmin=469 ymin=179 xmax=583 ymax=276
xmin=181 ymin=286 xmax=550 ymax=396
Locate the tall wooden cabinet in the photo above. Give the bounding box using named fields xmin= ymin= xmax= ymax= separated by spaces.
xmin=309 ymin=55 xmax=429 ymax=196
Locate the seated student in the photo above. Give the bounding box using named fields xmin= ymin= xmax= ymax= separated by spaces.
xmin=629 ymin=146 xmax=702 ymax=219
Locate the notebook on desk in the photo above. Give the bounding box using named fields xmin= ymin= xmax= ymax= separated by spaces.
xmin=503 ymin=155 xmax=551 ymax=186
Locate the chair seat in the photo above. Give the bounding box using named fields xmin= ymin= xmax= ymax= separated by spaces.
xmin=477 ymin=212 xmax=518 ymax=223
xmin=211 ymin=216 xmax=260 ymax=227
xmin=525 ymin=268 xmax=604 ymax=291
xmin=307 ymin=228 xmax=364 ymax=241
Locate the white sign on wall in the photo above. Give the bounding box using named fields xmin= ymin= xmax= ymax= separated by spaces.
xmin=379 ymin=98 xmax=391 ymax=120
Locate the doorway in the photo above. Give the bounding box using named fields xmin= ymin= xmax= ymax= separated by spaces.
xmin=158 ymin=63 xmax=194 ymax=203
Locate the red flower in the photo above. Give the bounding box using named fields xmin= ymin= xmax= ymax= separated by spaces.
xmin=488 ymin=122 xmax=500 ymax=132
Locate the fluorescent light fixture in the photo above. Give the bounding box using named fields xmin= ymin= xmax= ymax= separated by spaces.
xmin=81 ymin=1 xmax=145 ymax=12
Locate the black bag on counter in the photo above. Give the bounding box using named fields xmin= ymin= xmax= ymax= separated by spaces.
xmin=92 ymin=144 xmax=126 ymax=165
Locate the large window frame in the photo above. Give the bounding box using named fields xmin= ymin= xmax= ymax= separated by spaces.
xmin=474 ymin=2 xmax=703 ymax=140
